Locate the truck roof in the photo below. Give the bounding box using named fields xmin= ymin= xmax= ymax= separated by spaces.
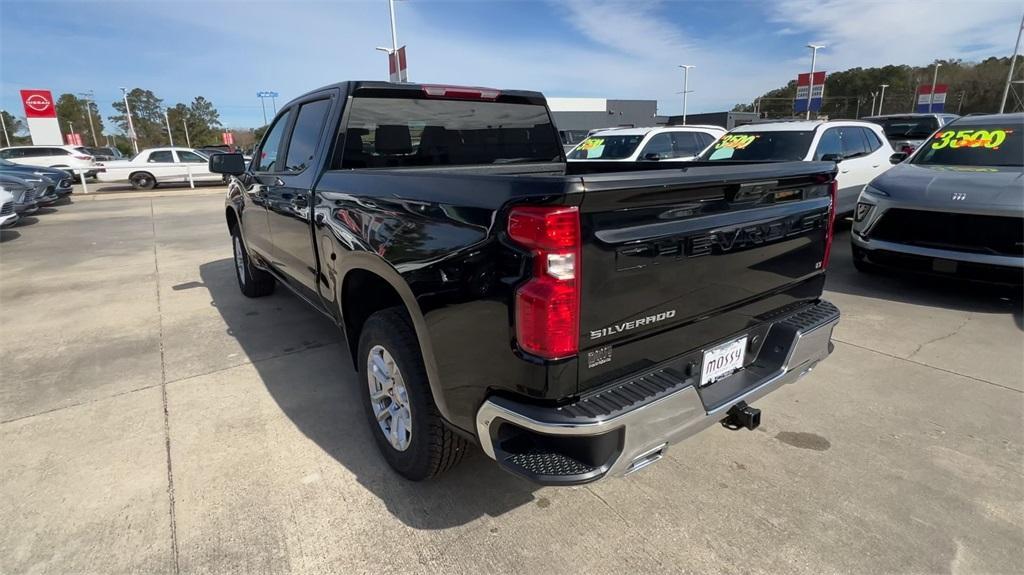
xmin=290 ymin=81 xmax=550 ymax=108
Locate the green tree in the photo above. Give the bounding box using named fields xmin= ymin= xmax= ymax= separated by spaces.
xmin=109 ymin=88 xmax=166 ymax=149
xmin=166 ymin=103 xmax=190 ymax=146
xmin=735 ymin=56 xmax=1023 ymax=119
xmin=186 ymin=96 xmax=223 ymax=146
xmin=0 ymin=110 xmax=30 ymax=146
xmin=55 ymin=93 xmax=105 ymax=147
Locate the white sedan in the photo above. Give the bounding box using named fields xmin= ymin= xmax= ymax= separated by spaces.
xmin=567 ymin=126 xmax=726 ymax=162
xmin=96 ymin=147 xmax=222 ymax=189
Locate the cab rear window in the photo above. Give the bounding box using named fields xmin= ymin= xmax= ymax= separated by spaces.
xmin=337 ymin=97 xmax=562 ymax=168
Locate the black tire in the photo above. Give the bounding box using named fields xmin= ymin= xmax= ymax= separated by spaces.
xmin=129 ymin=172 xmax=157 ymax=190
xmin=357 ymin=307 xmax=466 ymax=481
xmin=230 ymin=226 xmax=275 ymax=297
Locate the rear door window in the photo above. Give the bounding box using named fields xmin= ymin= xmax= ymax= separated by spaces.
xmin=861 ymin=127 xmax=883 ymax=152
xmin=640 ymin=133 xmax=673 ymax=159
xmin=148 ymin=151 xmax=174 ymax=163
xmin=670 ymin=131 xmax=703 ymax=156
xmin=839 ymin=127 xmax=869 ymax=158
xmin=176 ymin=150 xmax=207 ymax=163
xmin=283 ymin=99 xmax=331 ymax=173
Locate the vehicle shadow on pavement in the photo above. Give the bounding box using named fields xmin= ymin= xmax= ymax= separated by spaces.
xmin=0 ymin=229 xmax=21 ymax=242
xmin=199 ymin=259 xmax=539 ymax=529
xmin=827 ymin=228 xmax=1023 ymax=328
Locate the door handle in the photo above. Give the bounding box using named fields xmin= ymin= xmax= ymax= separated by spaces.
xmin=840 ymin=169 xmax=850 ymax=174
xmin=274 ymin=177 xmax=285 ymax=186
xmin=291 ymin=195 xmax=308 ymax=209
xmin=871 ymin=164 xmax=880 ymax=168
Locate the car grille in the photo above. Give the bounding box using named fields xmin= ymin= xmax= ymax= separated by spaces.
xmin=1 ymin=201 xmax=13 ymax=215
xmin=20 ymin=188 xmax=38 ymax=204
xmin=870 ymin=209 xmax=1024 ymax=257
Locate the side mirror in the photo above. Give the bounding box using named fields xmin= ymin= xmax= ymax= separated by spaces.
xmin=209 ymin=152 xmax=246 ymax=175
xmin=642 ymin=153 xmax=662 ymax=161
xmin=889 ymin=152 xmax=909 ymax=164
xmin=820 ymin=153 xmax=842 ymax=163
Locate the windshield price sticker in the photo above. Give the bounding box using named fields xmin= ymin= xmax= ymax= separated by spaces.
xmin=578 ymin=138 xmax=604 ymax=151
xmin=715 ymin=134 xmax=758 ymax=150
xmin=931 ymin=128 xmax=1013 ymax=150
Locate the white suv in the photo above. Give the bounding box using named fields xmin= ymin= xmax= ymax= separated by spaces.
xmin=699 ymin=120 xmax=894 ymax=216
xmin=0 ymin=145 xmax=98 ymax=175
xmin=567 ymin=125 xmax=725 ymax=162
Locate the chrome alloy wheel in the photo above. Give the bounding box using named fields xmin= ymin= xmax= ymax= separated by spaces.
xmin=233 ymin=235 xmax=246 ymax=286
xmin=367 ymin=344 xmax=412 ymax=451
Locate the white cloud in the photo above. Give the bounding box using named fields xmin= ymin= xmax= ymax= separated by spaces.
xmin=768 ymin=0 xmax=1023 ymax=70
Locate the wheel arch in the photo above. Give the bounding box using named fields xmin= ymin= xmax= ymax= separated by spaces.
xmin=336 ymin=259 xmax=453 ymax=425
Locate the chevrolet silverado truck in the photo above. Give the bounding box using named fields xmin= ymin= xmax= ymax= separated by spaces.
xmin=210 ymin=81 xmax=841 ymax=485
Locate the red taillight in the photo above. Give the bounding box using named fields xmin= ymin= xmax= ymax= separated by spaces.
xmin=508 ymin=206 xmax=580 ymax=359
xmin=901 ymin=145 xmax=914 ymax=155
xmin=822 ymin=180 xmax=838 ymax=269
xmin=421 ymin=84 xmax=500 ymax=101
xmin=73 ymin=155 xmax=92 ymax=161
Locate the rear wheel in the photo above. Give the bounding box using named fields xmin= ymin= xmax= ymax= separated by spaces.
xmin=357 ymin=308 xmax=466 ymax=480
xmin=231 ymin=227 xmax=274 ymax=297
xmin=129 ymin=172 xmax=157 ymax=190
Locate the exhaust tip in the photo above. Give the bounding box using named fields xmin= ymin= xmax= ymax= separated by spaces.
xmin=722 ymin=401 xmax=761 ymax=431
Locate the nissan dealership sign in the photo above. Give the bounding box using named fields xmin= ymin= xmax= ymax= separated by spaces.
xmin=20 ymin=89 xmax=62 ymax=144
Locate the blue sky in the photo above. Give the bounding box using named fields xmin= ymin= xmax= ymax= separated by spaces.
xmin=1 ymin=0 xmax=1021 ymax=130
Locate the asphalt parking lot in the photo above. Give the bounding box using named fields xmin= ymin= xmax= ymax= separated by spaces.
xmin=1 ymin=190 xmax=1022 ymax=574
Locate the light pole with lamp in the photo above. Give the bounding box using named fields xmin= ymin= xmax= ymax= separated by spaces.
xmin=78 ymin=91 xmax=99 ymax=146
xmin=120 ymin=87 xmax=139 ymax=154
xmin=0 ymin=110 xmax=10 ymax=148
xmin=805 ymin=43 xmax=825 ymax=120
xmin=928 ymin=63 xmax=942 ymax=112
xmin=678 ymin=65 xmax=695 ymax=124
xmin=878 ymin=84 xmax=889 ymax=115
xmin=164 ymin=109 xmax=174 ymax=147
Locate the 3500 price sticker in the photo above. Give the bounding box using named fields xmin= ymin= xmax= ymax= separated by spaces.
xmin=931 ymin=128 xmax=1013 ymax=150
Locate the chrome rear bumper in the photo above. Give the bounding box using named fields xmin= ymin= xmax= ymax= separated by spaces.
xmin=476 ymin=300 xmax=840 ymax=485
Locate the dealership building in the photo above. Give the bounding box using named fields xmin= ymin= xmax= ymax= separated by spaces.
xmin=548 ymin=98 xmax=665 ymax=135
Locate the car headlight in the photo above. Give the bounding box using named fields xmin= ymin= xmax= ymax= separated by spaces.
xmin=861 ymin=184 xmax=889 ymax=198
xmin=854 ymin=202 xmax=874 ymax=222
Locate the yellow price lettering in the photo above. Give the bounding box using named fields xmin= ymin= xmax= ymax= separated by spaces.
xmin=932 ymin=128 xmax=1011 ymax=150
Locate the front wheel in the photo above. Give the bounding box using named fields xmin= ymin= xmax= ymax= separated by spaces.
xmin=231 ymin=227 xmax=274 ymax=297
xmin=358 ymin=308 xmax=466 ymax=481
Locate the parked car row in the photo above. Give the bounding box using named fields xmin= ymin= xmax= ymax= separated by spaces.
xmin=565 ymin=111 xmax=1022 ymax=285
xmin=0 ymin=159 xmax=75 ymax=227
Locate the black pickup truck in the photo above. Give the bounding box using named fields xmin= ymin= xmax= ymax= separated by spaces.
xmin=209 ymin=81 xmax=840 ymax=485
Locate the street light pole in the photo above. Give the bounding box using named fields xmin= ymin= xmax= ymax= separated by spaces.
xmin=120 ymin=87 xmax=139 ymax=154
xmin=878 ymin=84 xmax=889 ymax=115
xmin=678 ymin=65 xmax=695 ymax=125
xmin=805 ymin=44 xmax=825 ymax=120
xmin=870 ymin=92 xmax=878 ymax=116
xmin=78 ymin=91 xmax=99 ymax=146
xmin=182 ymin=118 xmax=191 ymax=148
xmin=1000 ymin=12 xmax=1024 ymax=113
xmin=164 ymin=109 xmax=174 ymax=147
xmin=928 ymin=63 xmax=942 ymax=112
xmin=0 ymin=111 xmax=9 ymax=148
xmin=389 ymin=0 xmax=399 ymax=54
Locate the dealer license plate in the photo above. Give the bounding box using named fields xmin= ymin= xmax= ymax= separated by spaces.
xmin=700 ymin=336 xmax=747 ymax=387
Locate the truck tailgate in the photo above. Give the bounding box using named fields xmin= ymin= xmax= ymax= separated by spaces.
xmin=576 ymin=162 xmax=835 ymax=392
